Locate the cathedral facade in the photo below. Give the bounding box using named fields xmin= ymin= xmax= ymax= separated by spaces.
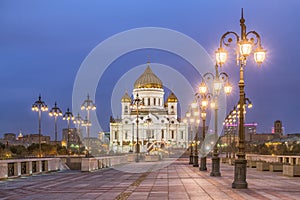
xmin=109 ymin=63 xmax=188 ymax=153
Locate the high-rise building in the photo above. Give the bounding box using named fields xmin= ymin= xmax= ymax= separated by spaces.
xmin=273 ymin=120 xmax=283 ymax=136
xmin=62 ymin=128 xmax=82 ymax=148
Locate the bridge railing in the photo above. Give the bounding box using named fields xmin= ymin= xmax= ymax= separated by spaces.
xmin=81 ymin=155 xmax=128 ymax=172
xmin=245 ymin=154 xmax=300 ymax=177
xmin=246 ymin=154 xmax=300 ymax=165
xmin=0 ymin=158 xmax=62 ymax=179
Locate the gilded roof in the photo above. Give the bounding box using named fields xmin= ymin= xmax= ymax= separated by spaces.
xmin=121 ymin=92 xmax=131 ymax=102
xmin=167 ymin=92 xmax=178 ymax=102
xmin=134 ymin=66 xmax=163 ymax=89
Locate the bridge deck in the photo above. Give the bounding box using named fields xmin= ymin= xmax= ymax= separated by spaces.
xmin=0 ymin=158 xmax=299 ymax=200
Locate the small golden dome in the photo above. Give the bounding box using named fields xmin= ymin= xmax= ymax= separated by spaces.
xmin=121 ymin=92 xmax=131 ymax=103
xmin=134 ymin=65 xmax=163 ymax=89
xmin=167 ymin=92 xmax=178 ymax=102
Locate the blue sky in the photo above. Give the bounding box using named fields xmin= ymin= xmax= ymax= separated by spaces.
xmin=0 ymin=0 xmax=300 ymax=139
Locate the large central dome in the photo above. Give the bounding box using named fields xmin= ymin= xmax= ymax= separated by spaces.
xmin=134 ymin=65 xmax=163 ymax=89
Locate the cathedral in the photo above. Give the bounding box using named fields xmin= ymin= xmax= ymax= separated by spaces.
xmin=109 ymin=62 xmax=188 ymax=153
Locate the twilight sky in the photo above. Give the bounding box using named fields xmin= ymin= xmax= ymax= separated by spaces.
xmin=0 ymin=0 xmax=300 ymax=139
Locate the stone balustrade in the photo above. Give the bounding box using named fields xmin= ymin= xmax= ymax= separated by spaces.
xmin=0 ymin=158 xmax=62 ymax=179
xmin=245 ymin=154 xmax=300 ymax=177
xmin=81 ymin=155 xmax=128 ymax=172
xmin=256 ymin=161 xmax=269 ymax=171
xmin=246 ymin=154 xmax=278 ymax=163
xmin=277 ymin=156 xmax=300 ymax=165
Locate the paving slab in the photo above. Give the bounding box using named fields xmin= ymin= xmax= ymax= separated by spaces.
xmin=0 ymin=158 xmax=299 ymax=200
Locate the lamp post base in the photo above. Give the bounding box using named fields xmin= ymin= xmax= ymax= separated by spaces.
xmin=193 ymin=155 xmax=199 ymax=167
xmin=135 ymin=143 xmax=140 ymax=162
xmin=135 ymin=153 xmax=140 ymax=162
xmin=189 ymin=154 xmax=194 ymax=164
xmin=210 ymin=156 xmax=221 ymax=176
xmin=199 ymin=157 xmax=207 ymax=171
xmin=232 ymin=159 xmax=248 ymax=189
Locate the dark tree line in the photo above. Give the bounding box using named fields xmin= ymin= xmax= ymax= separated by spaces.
xmin=0 ymin=142 xmax=72 ymax=159
xmin=246 ymin=142 xmax=300 ymax=155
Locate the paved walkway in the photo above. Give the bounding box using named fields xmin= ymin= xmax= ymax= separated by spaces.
xmin=0 ymin=158 xmax=299 ymax=200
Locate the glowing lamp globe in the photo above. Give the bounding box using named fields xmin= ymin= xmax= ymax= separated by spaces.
xmin=215 ymin=47 xmax=227 ymax=66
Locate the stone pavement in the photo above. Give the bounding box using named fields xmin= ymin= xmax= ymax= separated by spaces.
xmin=0 ymin=158 xmax=299 ymax=200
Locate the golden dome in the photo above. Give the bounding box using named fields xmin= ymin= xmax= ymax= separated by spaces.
xmin=167 ymin=92 xmax=178 ymax=102
xmin=121 ymin=92 xmax=131 ymax=102
xmin=134 ymin=66 xmax=163 ymax=89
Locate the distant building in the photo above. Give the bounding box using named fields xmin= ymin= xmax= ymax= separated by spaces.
xmin=3 ymin=133 xmax=16 ymax=141
xmin=62 ymin=128 xmax=82 ymax=148
xmin=109 ymin=63 xmax=188 ymax=153
xmin=220 ymin=123 xmax=257 ymax=144
xmin=272 ymin=120 xmax=284 ymax=136
xmin=0 ymin=132 xmax=51 ymax=147
xmin=286 ymin=133 xmax=300 ymax=137
xmin=251 ymin=133 xmax=280 ymax=143
xmin=82 ymin=137 xmax=102 ymax=154
xmin=21 ymin=134 xmax=51 ymax=146
xmin=98 ymin=132 xmax=110 ymax=151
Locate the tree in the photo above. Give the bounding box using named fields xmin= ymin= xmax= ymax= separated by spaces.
xmin=27 ymin=143 xmax=40 ymax=156
xmin=10 ymin=145 xmax=28 ymax=157
xmin=41 ymin=144 xmax=57 ymax=156
xmin=0 ymin=142 xmax=5 ymax=149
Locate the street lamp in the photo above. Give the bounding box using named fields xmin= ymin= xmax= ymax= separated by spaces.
xmin=49 ymin=102 xmax=63 ymax=143
xmin=81 ymin=94 xmax=96 ymax=156
xmin=195 ymin=85 xmax=212 ymax=171
xmin=82 ymin=116 xmax=91 ymax=155
xmin=131 ymin=93 xmax=144 ymax=162
xmin=199 ymin=93 xmax=212 ymax=171
xmin=73 ymin=113 xmax=83 ymax=153
xmin=201 ymin=64 xmax=232 ymax=176
xmin=129 ymin=123 xmax=134 ymax=153
xmin=185 ymin=110 xmax=194 ymax=165
xmin=63 ymin=108 xmax=74 ymax=155
xmin=32 ymin=95 xmax=48 ymax=157
xmin=216 ymin=9 xmax=266 ymax=189
xmin=228 ymin=97 xmax=253 ymax=158
xmin=191 ymin=100 xmax=201 ymax=167
xmin=144 ymin=115 xmax=152 ymax=153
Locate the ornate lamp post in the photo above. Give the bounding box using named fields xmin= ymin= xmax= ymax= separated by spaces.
xmin=229 ymin=98 xmax=253 ymax=158
xmin=129 ymin=123 xmax=134 ymax=153
xmin=201 ymin=64 xmax=232 ymax=176
xmin=81 ymin=94 xmax=96 ymax=156
xmin=196 ymin=83 xmax=212 ymax=171
xmin=32 ymin=95 xmax=48 ymax=157
xmin=216 ymin=9 xmax=266 ymax=189
xmin=82 ymin=116 xmax=91 ymax=155
xmin=185 ymin=110 xmax=194 ymax=165
xmin=131 ymin=93 xmax=144 ymax=162
xmin=73 ymin=113 xmax=83 ymax=153
xmin=190 ymin=100 xmax=201 ymax=167
xmin=63 ymin=108 xmax=74 ymax=154
xmin=49 ymin=102 xmax=63 ymax=143
xmin=144 ymin=115 xmax=152 ymax=152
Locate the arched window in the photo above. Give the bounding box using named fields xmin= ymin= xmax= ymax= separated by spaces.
xmin=124 ymin=106 xmax=128 ymax=114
